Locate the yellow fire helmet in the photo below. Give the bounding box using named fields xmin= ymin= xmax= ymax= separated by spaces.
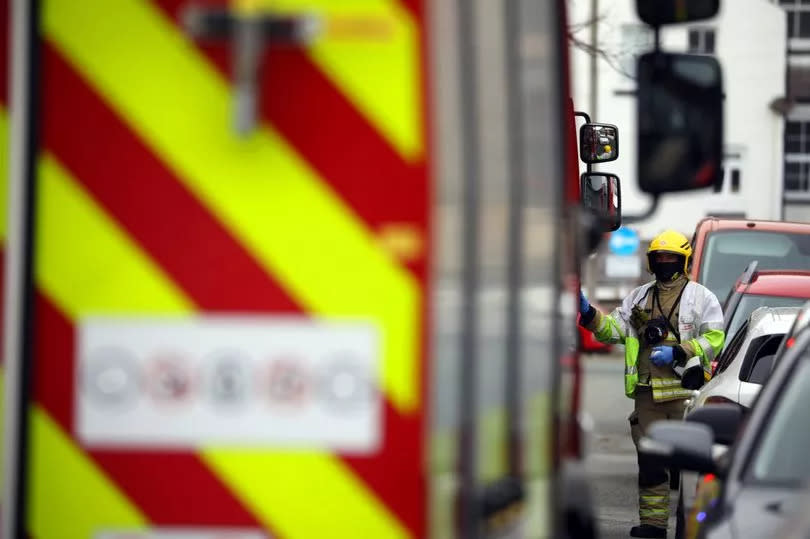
xmin=646 ymin=229 xmax=692 ymax=274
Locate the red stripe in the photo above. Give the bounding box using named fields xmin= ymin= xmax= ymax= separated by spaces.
xmin=397 ymin=0 xmax=423 ymax=20
xmin=32 ymin=293 xmax=266 ymax=528
xmin=41 ymin=44 xmax=300 ymax=314
xmin=88 ymin=450 xmax=264 ymax=527
xmin=343 ymin=400 xmax=424 ymax=538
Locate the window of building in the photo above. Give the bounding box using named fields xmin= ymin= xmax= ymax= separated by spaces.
xmin=785 ymin=161 xmax=810 ymax=192
xmin=781 ymin=0 xmax=810 ymax=40
xmin=785 ymin=117 xmax=810 ymax=197
xmin=688 ymin=27 xmax=715 ymax=54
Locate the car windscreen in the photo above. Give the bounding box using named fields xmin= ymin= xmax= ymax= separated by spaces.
xmin=699 ymin=231 xmax=810 ymax=302
xmin=749 ymin=357 xmax=810 ymax=484
xmin=726 ymin=295 xmax=807 ymax=345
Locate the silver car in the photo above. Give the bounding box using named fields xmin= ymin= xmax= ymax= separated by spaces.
xmin=686 ymin=305 xmax=799 ymax=413
xmin=676 ymin=306 xmax=798 ymax=538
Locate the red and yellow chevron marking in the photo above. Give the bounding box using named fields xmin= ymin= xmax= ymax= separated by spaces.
xmin=8 ymin=0 xmax=429 ymax=536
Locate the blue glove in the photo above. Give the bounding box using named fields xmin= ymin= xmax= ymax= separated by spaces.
xmin=579 ymin=290 xmax=590 ymax=315
xmin=650 ymin=346 xmax=675 ymax=367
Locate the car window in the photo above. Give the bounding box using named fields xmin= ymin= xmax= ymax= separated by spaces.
xmin=739 ymin=333 xmax=785 ymax=382
xmin=716 ymin=320 xmax=749 ymax=374
xmin=750 ymin=357 xmax=810 ymax=483
xmin=700 ymin=231 xmax=810 ymax=301
xmin=726 ymin=295 xmax=807 ymax=345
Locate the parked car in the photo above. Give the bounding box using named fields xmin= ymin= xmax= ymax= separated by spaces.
xmin=689 ymin=217 xmax=810 ymax=304
xmin=674 ymin=306 xmax=798 ymax=538
xmin=686 ymin=306 xmax=798 ymax=413
xmin=640 ymin=307 xmax=810 ymax=538
xmin=722 ymin=262 xmax=810 ymax=348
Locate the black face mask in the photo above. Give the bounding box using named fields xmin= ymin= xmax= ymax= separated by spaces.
xmin=652 ymin=261 xmax=681 ymax=282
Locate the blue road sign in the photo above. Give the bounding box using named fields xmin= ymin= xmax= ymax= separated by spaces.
xmin=609 ymin=227 xmax=640 ymax=256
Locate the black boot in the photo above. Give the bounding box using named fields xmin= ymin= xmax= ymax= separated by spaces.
xmin=630 ymin=524 xmax=667 ymax=538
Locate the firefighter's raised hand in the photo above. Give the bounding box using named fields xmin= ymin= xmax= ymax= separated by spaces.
xmin=579 ymin=290 xmax=590 ymax=316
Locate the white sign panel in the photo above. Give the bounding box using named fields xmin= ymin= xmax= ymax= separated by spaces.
xmin=604 ymin=254 xmax=642 ymax=278
xmin=77 ymin=317 xmax=381 ymax=452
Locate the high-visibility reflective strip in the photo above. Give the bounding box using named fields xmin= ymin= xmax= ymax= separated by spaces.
xmin=44 ymin=0 xmax=420 ymax=413
xmin=639 ymin=509 xmax=669 ymax=516
xmin=251 ymin=0 xmax=423 ymax=161
xmin=29 ymin=407 xmax=147 ymax=539
xmin=36 ymin=154 xmax=194 ymax=318
xmin=651 ymin=378 xmax=683 ymax=388
xmin=640 ymin=495 xmax=667 ymax=503
xmin=653 ymin=389 xmax=693 ymax=401
xmin=700 ymin=321 xmax=724 ymax=332
xmin=203 ymin=449 xmax=410 ymax=539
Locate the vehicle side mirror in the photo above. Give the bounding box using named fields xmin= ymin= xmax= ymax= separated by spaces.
xmin=685 ymin=403 xmax=744 ymax=446
xmin=580 ymin=172 xmax=621 ymax=232
xmin=637 ymin=52 xmax=723 ymax=195
xmin=636 ymin=0 xmax=719 ymax=26
xmin=580 ymin=123 xmax=619 ymax=164
xmin=639 ymin=420 xmax=717 ymax=474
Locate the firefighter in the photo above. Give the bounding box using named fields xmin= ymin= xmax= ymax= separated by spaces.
xmin=578 ymin=229 xmax=724 ymax=538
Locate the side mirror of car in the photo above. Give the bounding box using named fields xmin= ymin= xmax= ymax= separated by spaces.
xmin=580 ymin=172 xmax=621 ymax=233
xmin=639 ymin=420 xmax=717 ymax=474
xmin=685 ymin=403 xmax=744 ymax=446
xmin=579 ymin=123 xmax=619 ymax=164
xmin=637 ymin=52 xmax=723 ymax=195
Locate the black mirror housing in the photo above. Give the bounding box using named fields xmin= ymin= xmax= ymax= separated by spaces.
xmin=686 ymin=403 xmax=744 ymax=446
xmin=639 ymin=420 xmax=717 ymax=474
xmin=580 ymin=172 xmax=621 ymax=232
xmin=636 ymin=0 xmax=719 ymax=26
xmin=637 ymin=52 xmax=723 ymax=195
xmin=580 ymin=123 xmax=619 ymax=164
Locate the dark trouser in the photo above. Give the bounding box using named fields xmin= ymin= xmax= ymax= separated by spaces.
xmin=629 ymin=388 xmax=685 ymax=528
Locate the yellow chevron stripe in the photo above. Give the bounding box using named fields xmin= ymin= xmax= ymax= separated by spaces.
xmin=203 ymin=449 xmax=410 ymax=538
xmin=29 ymin=407 xmax=148 ymax=539
xmin=44 ymin=0 xmax=420 ymax=414
xmin=36 ymin=154 xmax=194 ymax=318
xmin=257 ymin=0 xmax=424 ymax=161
